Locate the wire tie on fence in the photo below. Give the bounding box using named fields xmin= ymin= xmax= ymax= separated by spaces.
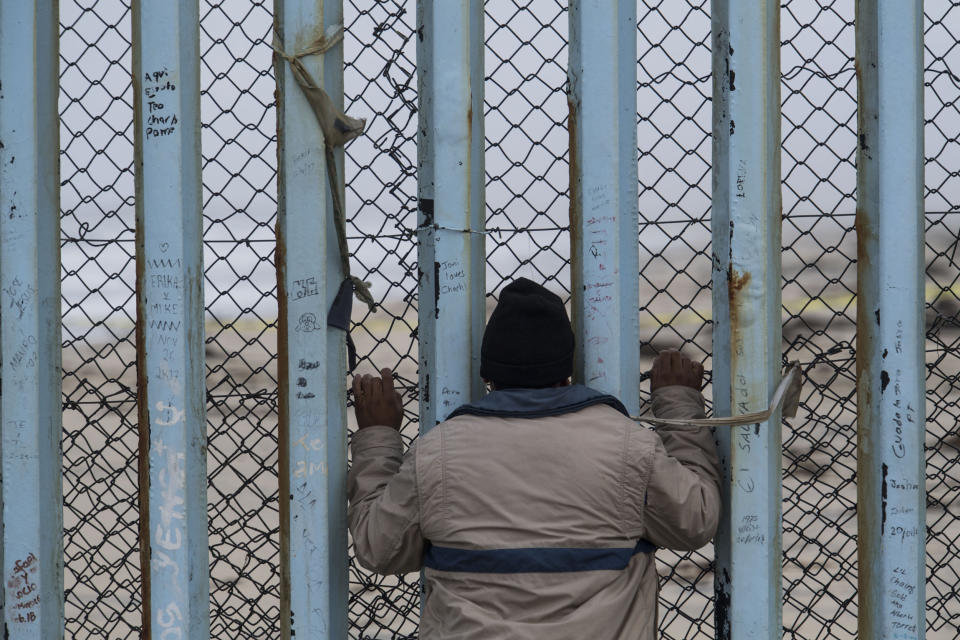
xmin=274 ymin=24 xmax=373 ymax=371
xmin=630 ymin=362 xmax=803 ymax=428
xmin=413 ymin=224 xmax=505 ymax=237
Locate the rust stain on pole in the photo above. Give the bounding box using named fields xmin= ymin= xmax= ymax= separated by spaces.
xmin=854 ymin=202 xmax=879 ymax=640
xmin=726 ymin=267 xmax=750 ymax=330
xmin=567 ymin=96 xmax=580 ymax=233
xmin=854 ymin=208 xmax=877 ymax=408
xmin=727 ymin=267 xmax=751 ymax=294
xmin=134 ymin=206 xmax=152 ymax=640
xmin=271 ymin=14 xmax=292 ymax=632
xmin=566 ymin=96 xmax=582 ymax=381
xmin=855 ymin=16 xmax=877 ymax=634
xmin=274 ymin=218 xmax=292 ymax=637
xmin=131 ymin=40 xmax=152 ymax=637
xmin=855 ymin=60 xmax=869 ymax=154
xmin=463 ymin=87 xmax=473 ymax=200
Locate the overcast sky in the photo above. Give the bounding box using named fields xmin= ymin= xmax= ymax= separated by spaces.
xmin=56 ymin=0 xmax=960 ymax=332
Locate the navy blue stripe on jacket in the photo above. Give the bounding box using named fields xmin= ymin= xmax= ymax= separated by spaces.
xmin=424 ymin=540 xmax=656 ymax=573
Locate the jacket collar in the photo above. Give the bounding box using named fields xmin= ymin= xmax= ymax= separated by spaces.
xmin=447 ymin=384 xmax=628 ymax=420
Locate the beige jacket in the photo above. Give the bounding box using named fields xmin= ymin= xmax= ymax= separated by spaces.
xmin=348 ymin=385 xmax=721 ymax=639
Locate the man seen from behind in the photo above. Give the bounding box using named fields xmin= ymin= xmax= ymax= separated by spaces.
xmin=348 ymin=277 xmax=721 ymax=639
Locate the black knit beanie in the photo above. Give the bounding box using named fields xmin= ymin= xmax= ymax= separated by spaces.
xmin=480 ymin=278 xmax=575 ymax=388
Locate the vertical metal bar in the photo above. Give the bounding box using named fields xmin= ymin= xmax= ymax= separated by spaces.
xmin=132 ymin=2 xmax=209 ymax=639
xmin=416 ymin=0 xmax=485 ymax=430
xmin=0 ymin=1 xmax=63 ymax=637
xmin=320 ymin=0 xmax=350 ymax=630
xmin=711 ymin=2 xmax=783 ymax=638
xmin=274 ymin=0 xmax=348 ymax=636
xmin=856 ymin=2 xmax=926 ymax=639
xmin=567 ymin=0 xmax=640 ymax=414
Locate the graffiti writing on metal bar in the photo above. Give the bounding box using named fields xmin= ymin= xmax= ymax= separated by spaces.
xmin=144 ymin=68 xmax=179 ymax=139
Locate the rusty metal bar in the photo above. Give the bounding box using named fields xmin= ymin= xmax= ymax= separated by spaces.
xmin=132 ymin=1 xmax=209 ymax=638
xmin=567 ymin=0 xmax=640 ymax=413
xmin=710 ymin=2 xmax=783 ymax=638
xmin=274 ymin=0 xmax=349 ymax=636
xmin=0 ymin=1 xmax=63 ymax=636
xmin=855 ymin=2 xmax=926 ymax=639
xmin=416 ymin=0 xmax=485 ymax=429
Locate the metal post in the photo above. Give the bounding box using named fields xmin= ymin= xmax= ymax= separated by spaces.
xmin=274 ymin=0 xmax=349 ymax=636
xmin=0 ymin=1 xmax=63 ymax=637
xmin=567 ymin=0 xmax=640 ymax=413
xmin=855 ymin=2 xmax=926 ymax=639
xmin=711 ymin=2 xmax=783 ymax=638
xmin=132 ymin=2 xmax=209 ymax=638
xmin=416 ymin=0 xmax=485 ymax=430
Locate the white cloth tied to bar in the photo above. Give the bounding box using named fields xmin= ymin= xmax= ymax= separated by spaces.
xmin=632 ymin=362 xmax=803 ymax=428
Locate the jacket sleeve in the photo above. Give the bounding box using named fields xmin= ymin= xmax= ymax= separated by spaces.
xmin=347 ymin=426 xmax=424 ymax=574
xmin=640 ymin=385 xmax=722 ymax=551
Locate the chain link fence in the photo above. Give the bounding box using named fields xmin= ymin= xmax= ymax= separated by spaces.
xmin=57 ymin=0 xmax=959 ymax=638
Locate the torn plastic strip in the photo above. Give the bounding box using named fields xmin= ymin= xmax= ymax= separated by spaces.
xmin=631 ymin=362 xmax=802 ymax=428
xmin=327 ymin=278 xmax=358 ymax=371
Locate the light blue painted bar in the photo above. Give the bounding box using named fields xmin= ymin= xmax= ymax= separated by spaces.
xmin=132 ymin=2 xmax=209 ymax=638
xmin=855 ymin=2 xmax=926 ymax=639
xmin=416 ymin=0 xmax=485 ymax=430
xmin=274 ymin=1 xmax=348 ymax=636
xmin=568 ymin=0 xmax=640 ymax=414
xmin=0 ymin=1 xmax=63 ymax=637
xmin=711 ymin=2 xmax=783 ymax=638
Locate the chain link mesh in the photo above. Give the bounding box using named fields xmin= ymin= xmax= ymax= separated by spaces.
xmin=60 ymin=1 xmax=140 ymax=636
xmin=57 ymin=0 xmax=959 ymax=638
xmin=921 ymin=3 xmax=960 ymax=636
